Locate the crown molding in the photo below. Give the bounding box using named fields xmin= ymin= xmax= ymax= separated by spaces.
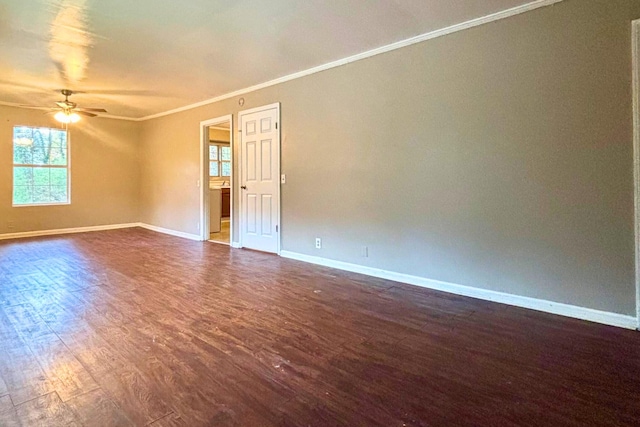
xmin=3 ymin=0 xmax=563 ymax=123
xmin=135 ymin=0 xmax=563 ymax=122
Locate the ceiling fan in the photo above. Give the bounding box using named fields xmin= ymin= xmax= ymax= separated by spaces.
xmin=23 ymin=89 xmax=108 ymax=124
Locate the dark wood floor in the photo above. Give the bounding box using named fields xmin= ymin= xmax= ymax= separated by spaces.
xmin=0 ymin=228 xmax=639 ymax=426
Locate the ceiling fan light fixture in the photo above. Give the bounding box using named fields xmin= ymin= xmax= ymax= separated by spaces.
xmin=54 ymin=110 xmax=81 ymax=124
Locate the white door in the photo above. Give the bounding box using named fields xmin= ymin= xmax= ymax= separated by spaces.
xmin=239 ymin=104 xmax=280 ymax=253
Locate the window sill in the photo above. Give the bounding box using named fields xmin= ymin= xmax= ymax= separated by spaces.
xmin=12 ymin=202 xmax=71 ymax=208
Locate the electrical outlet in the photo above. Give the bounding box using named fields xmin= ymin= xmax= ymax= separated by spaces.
xmin=7 ymin=221 xmax=14 ymax=230
xmin=315 ymin=238 xmax=322 ymax=249
xmin=361 ymin=246 xmax=368 ymax=257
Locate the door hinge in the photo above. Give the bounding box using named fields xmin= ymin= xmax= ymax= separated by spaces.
xmin=275 ymin=122 xmax=278 ymax=130
xmin=276 ymin=225 xmax=279 ymax=232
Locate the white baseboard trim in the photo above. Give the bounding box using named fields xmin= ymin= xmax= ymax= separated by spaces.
xmin=231 ymin=242 xmax=242 ymax=249
xmin=0 ymin=223 xmax=139 ymax=241
xmin=280 ymin=251 xmax=638 ymax=330
xmin=0 ymin=221 xmax=219 ymax=244
xmin=137 ymin=223 xmax=202 ymax=241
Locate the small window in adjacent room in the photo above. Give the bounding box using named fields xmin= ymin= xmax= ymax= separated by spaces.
xmin=209 ymin=143 xmax=231 ymax=177
xmin=12 ymin=126 xmax=69 ymax=206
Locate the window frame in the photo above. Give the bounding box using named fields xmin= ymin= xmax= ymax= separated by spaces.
xmin=12 ymin=125 xmax=71 ymax=208
xmin=209 ymin=141 xmax=231 ymax=178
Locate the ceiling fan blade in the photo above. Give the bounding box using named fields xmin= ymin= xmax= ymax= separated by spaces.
xmin=75 ymin=89 xmax=159 ymax=96
xmin=19 ymin=105 xmax=51 ymax=111
xmin=77 ymin=107 xmax=107 ymax=113
xmin=0 ymin=80 xmax=57 ymax=92
xmin=76 ymin=111 xmax=97 ymax=117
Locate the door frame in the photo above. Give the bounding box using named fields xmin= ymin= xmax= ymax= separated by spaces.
xmin=238 ymin=102 xmax=281 ymax=254
xmin=199 ymin=114 xmax=234 ymax=242
xmin=633 ymin=19 xmax=640 ymax=329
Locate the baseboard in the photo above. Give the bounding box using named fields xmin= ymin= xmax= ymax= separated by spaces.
xmin=231 ymin=242 xmax=242 ymax=249
xmin=280 ymin=251 xmax=638 ymax=330
xmin=0 ymin=223 xmax=139 ymax=241
xmin=0 ymin=221 xmax=221 ymax=244
xmin=137 ymin=223 xmax=202 ymax=241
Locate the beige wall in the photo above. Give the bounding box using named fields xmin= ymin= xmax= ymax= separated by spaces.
xmin=138 ymin=0 xmax=640 ymax=316
xmin=0 ymin=105 xmax=140 ymax=233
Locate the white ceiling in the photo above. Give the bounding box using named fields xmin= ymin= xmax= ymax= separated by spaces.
xmin=0 ymin=0 xmax=539 ymax=119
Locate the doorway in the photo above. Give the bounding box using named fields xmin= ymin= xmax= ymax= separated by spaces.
xmin=200 ymin=115 xmax=233 ymax=245
xmin=238 ymin=103 xmax=281 ymax=254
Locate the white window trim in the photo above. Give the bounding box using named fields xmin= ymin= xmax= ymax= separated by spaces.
xmin=209 ymin=142 xmax=231 ymax=178
xmin=12 ymin=125 xmax=71 ymax=208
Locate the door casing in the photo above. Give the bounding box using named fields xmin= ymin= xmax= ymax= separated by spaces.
xmin=632 ymin=19 xmax=640 ymax=329
xmin=199 ymin=115 xmax=234 ymax=242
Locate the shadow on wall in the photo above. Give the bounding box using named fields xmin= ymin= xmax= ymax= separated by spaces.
xmin=75 ymin=121 xmax=137 ymax=156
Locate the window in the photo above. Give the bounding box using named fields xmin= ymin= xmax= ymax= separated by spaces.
xmin=13 ymin=126 xmax=69 ymax=206
xmin=209 ymin=144 xmax=231 ymax=177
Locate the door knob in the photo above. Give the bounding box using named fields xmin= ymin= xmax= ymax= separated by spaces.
xmin=241 ymin=185 xmax=247 ymax=190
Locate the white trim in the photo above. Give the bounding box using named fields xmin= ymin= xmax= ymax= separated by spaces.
xmin=2 ymin=0 xmax=562 ymax=123
xmin=11 ymin=124 xmax=71 ymax=207
xmin=238 ymin=103 xmax=281 ymax=254
xmin=68 ymin=124 xmax=73 ymax=206
xmin=209 ymin=125 xmax=231 ymax=132
xmin=138 ymin=223 xmax=201 ymax=241
xmin=280 ymin=251 xmax=638 ymax=330
xmin=12 ymin=202 xmax=70 ymax=208
xmin=633 ymin=19 xmax=640 ymax=330
xmin=199 ymin=115 xmax=234 ymax=242
xmin=131 ymin=0 xmax=562 ymax=122
xmin=0 ymin=223 xmax=139 ymax=241
xmin=231 ymin=241 xmax=242 ymax=249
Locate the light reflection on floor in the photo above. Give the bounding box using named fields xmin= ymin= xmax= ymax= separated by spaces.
xmin=0 ymin=237 xmax=110 ymax=339
xmin=209 ymin=220 xmax=230 ymax=245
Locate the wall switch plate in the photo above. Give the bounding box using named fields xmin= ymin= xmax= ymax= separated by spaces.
xmin=315 ymin=238 xmax=322 ymax=249
xmin=281 ymin=174 xmax=286 ymax=184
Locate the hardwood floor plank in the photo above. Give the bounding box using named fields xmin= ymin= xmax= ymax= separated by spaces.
xmin=0 ymin=378 xmax=8 ymax=399
xmin=7 ymin=377 xmax=58 ymax=408
xmin=0 ymin=311 xmax=58 ymax=406
xmin=65 ymin=388 xmax=135 ymax=427
xmin=2 ymin=303 xmax=56 ymax=341
xmin=91 ymin=369 xmax=172 ymax=425
xmin=27 ymin=333 xmax=100 ymax=402
xmin=0 ymin=228 xmax=639 ymax=426
xmin=148 ymin=412 xmax=188 ymax=426
xmin=0 ymin=392 xmax=81 ymax=426
xmin=0 ymin=394 xmax=13 ymax=414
